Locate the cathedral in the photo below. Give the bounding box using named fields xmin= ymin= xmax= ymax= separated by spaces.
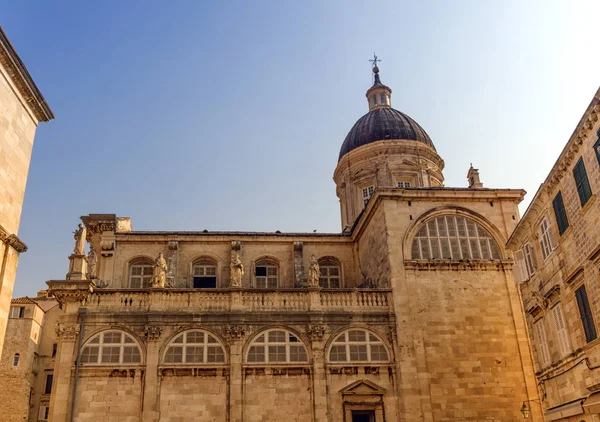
xmin=3 ymin=63 xmax=546 ymax=421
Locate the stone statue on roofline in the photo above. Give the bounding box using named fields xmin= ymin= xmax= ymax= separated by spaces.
xmin=73 ymin=223 xmax=86 ymax=255
xmin=151 ymin=252 xmax=168 ymax=288
xmin=87 ymin=246 xmax=97 ymax=279
xmin=230 ymin=253 xmax=244 ymax=287
xmin=308 ymin=254 xmax=320 ymax=287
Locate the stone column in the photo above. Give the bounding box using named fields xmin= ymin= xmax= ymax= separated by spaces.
xmin=99 ymin=232 xmax=115 ymax=285
xmin=167 ymin=241 xmax=178 ymax=287
xmin=49 ymin=318 xmax=80 ymax=422
xmin=227 ymin=325 xmax=246 ymax=422
xmin=141 ymin=325 xmax=163 ymax=421
xmin=294 ymin=242 xmax=305 ymax=287
xmin=66 ymin=254 xmax=87 ymax=281
xmin=308 ymin=325 xmax=328 ymax=421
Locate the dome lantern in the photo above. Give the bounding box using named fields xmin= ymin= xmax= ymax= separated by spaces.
xmin=366 ymin=55 xmax=392 ymax=111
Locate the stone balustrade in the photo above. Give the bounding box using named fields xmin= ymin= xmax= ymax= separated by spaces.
xmin=59 ymin=286 xmax=393 ymax=313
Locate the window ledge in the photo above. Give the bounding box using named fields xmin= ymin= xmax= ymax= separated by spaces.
xmin=581 ymin=194 xmax=597 ymax=215
xmin=404 ymin=259 xmax=513 ymax=271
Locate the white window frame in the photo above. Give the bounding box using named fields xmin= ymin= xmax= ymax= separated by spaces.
xmin=328 ymin=329 xmax=389 ymax=363
xmin=129 ymin=260 xmax=153 ymax=288
xmin=163 ymin=330 xmax=226 ymax=365
xmin=539 ymin=219 xmax=555 ymax=261
xmin=523 ymin=243 xmax=537 ymax=277
xmin=246 ymin=329 xmax=309 ymax=364
xmin=9 ymin=306 xmax=24 ymax=318
xmin=193 ymin=261 xmax=217 ymax=277
xmin=411 ymin=215 xmax=502 ymax=260
xmin=551 ymin=304 xmax=571 ymax=357
xmin=396 ymin=180 xmax=412 ymax=188
xmin=255 ymin=260 xmax=278 ymax=289
xmin=362 ymin=186 xmax=374 ymax=207
xmin=80 ymin=331 xmax=142 ymax=365
xmin=534 ymin=319 xmax=551 ymax=367
xmin=38 ymin=405 xmax=50 ymax=421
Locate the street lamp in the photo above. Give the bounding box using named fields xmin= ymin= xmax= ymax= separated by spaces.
xmin=520 ymin=402 xmax=530 ymax=418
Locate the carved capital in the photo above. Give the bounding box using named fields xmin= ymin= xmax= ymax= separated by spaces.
xmin=226 ymin=325 xmax=246 ymax=341
xmin=307 ymin=324 xmax=326 ymax=342
xmin=55 ymin=323 xmax=80 ymax=341
xmin=144 ymin=325 xmax=163 ymax=341
xmin=0 ymin=224 xmax=27 ymax=253
xmin=231 ymin=241 xmax=241 ymax=251
xmin=47 ymin=280 xmax=94 ymax=305
xmin=294 ymin=241 xmax=303 ymax=251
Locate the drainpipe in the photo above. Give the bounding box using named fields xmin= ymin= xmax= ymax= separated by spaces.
xmin=69 ymin=307 xmax=87 ymax=422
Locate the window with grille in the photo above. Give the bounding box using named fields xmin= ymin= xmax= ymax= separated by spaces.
xmin=397 ymin=181 xmax=411 ymax=188
xmin=80 ymin=331 xmax=142 ymax=365
xmin=192 ymin=260 xmax=217 ymax=288
xmin=362 ymin=186 xmax=374 ymax=206
xmin=319 ymin=259 xmax=341 ymax=288
xmin=9 ymin=306 xmax=25 ymax=318
xmin=163 ymin=330 xmax=226 ymax=364
xmin=411 ymin=215 xmax=502 ymax=260
xmin=523 ymin=244 xmax=537 ymax=277
xmin=255 ymin=260 xmax=278 ymax=288
xmin=552 ymin=191 xmax=569 ymax=235
xmin=13 ymin=353 xmax=19 ymax=367
xmin=246 ymin=329 xmax=308 ymax=364
xmin=129 ymin=259 xmax=153 ymax=288
xmin=573 ymin=157 xmax=593 ymax=206
xmin=328 ymin=329 xmax=389 ymax=363
xmin=551 ymin=304 xmax=571 ymax=357
xmin=576 ymin=285 xmax=597 ymax=343
xmin=539 ymin=219 xmax=555 ymax=261
xmin=534 ymin=319 xmax=551 ymax=367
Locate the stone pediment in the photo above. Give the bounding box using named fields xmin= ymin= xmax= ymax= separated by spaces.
xmin=339 ymin=379 xmax=386 ymax=396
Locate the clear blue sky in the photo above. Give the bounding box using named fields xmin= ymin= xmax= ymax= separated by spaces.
xmin=4 ymin=1 xmax=600 ymax=297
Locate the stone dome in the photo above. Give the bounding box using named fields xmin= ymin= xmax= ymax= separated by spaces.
xmin=338 ymin=107 xmax=435 ymax=161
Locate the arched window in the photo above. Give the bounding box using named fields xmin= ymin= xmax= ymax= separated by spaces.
xmin=411 ymin=215 xmax=502 ymax=260
xmin=163 ymin=330 xmax=226 ymax=364
xmin=13 ymin=353 xmax=20 ymax=367
xmin=129 ymin=258 xmax=153 ymax=288
xmin=246 ymin=329 xmax=308 ymax=364
xmin=328 ymin=329 xmax=389 ymax=363
xmin=318 ymin=257 xmax=341 ymax=288
xmin=255 ymin=259 xmax=278 ymax=288
xmin=192 ymin=259 xmax=217 ymax=288
xmin=80 ymin=330 xmax=142 ymax=365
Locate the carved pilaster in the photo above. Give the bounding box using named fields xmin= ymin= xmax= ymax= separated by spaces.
xmin=294 ymin=241 xmax=305 ymax=287
xmin=226 ymin=325 xmax=246 ymax=341
xmin=307 ymin=324 xmax=326 ymax=342
xmin=167 ymin=241 xmax=178 ymax=287
xmin=144 ymin=325 xmax=163 ymax=341
xmin=55 ymin=324 xmax=80 ymax=341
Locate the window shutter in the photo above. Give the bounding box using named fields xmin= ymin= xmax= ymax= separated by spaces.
xmin=534 ymin=320 xmax=551 ymax=367
xmin=576 ymin=285 xmax=598 ymax=343
xmin=552 ymin=305 xmax=570 ymax=356
xmin=513 ymin=250 xmax=528 ymax=283
xmin=552 ymin=192 xmax=570 ymax=235
xmin=38 ymin=406 xmax=48 ymax=421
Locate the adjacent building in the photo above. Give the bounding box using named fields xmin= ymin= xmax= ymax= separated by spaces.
xmin=0 ymin=27 xmax=54 ymax=357
xmin=32 ymin=65 xmax=542 ymax=421
xmin=507 ymin=87 xmax=600 ymax=420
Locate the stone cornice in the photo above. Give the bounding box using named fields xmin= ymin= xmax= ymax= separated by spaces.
xmin=0 ymin=26 xmax=54 ymax=122
xmin=47 ymin=280 xmax=94 ymax=304
xmin=0 ymin=223 xmax=27 ymax=253
xmin=403 ymin=259 xmax=513 ymax=272
xmin=508 ymin=87 xmax=600 ymax=250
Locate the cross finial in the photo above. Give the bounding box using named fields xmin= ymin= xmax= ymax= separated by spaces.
xmin=369 ymin=53 xmax=381 ymax=69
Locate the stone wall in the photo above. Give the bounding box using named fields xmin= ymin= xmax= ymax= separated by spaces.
xmin=159 ymin=376 xmax=228 ymax=421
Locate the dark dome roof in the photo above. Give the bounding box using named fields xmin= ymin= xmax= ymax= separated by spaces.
xmin=339 ymin=107 xmax=435 ymax=161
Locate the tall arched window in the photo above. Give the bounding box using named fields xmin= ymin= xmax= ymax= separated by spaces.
xmin=246 ymin=329 xmax=308 ymax=364
xmin=411 ymin=215 xmax=502 ymax=260
xmin=163 ymin=330 xmax=226 ymax=364
xmin=129 ymin=258 xmax=153 ymax=288
xmin=328 ymin=329 xmax=389 ymax=363
xmin=318 ymin=257 xmax=341 ymax=288
xmin=80 ymin=330 xmax=142 ymax=365
xmin=255 ymin=259 xmax=278 ymax=288
xmin=192 ymin=259 xmax=217 ymax=288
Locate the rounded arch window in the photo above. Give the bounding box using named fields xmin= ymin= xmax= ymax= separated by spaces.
xmin=80 ymin=330 xmax=142 ymax=365
xmin=255 ymin=259 xmax=278 ymax=289
xmin=192 ymin=259 xmax=217 ymax=288
xmin=163 ymin=330 xmax=226 ymax=364
xmin=129 ymin=258 xmax=153 ymax=288
xmin=246 ymin=329 xmax=308 ymax=364
xmin=318 ymin=257 xmax=341 ymax=288
xmin=328 ymin=329 xmax=389 ymax=363
xmin=411 ymin=215 xmax=501 ymax=260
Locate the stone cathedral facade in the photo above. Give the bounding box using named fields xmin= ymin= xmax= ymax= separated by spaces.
xmin=5 ymin=65 xmax=543 ymax=422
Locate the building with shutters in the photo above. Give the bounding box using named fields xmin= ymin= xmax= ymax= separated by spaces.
xmin=507 ymin=87 xmax=600 ymax=420
xmin=10 ymin=63 xmax=544 ymax=421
